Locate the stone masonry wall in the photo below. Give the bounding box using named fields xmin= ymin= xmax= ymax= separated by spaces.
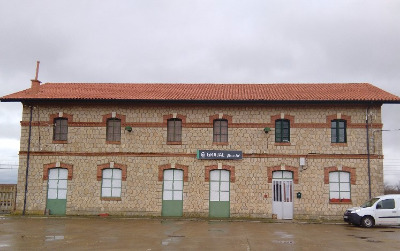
xmin=16 ymin=102 xmax=384 ymax=219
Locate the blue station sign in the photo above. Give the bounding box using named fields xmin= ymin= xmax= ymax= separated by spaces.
xmin=197 ymin=150 xmax=243 ymax=160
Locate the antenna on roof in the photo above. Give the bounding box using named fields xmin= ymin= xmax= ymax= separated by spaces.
xmin=35 ymin=61 xmax=40 ymax=80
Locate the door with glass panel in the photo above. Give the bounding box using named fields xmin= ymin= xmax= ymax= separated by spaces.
xmin=162 ymin=169 xmax=183 ymax=216
xmin=209 ymin=169 xmax=230 ymax=217
xmin=272 ymin=171 xmax=293 ymax=220
xmin=46 ymin=168 xmax=68 ymax=215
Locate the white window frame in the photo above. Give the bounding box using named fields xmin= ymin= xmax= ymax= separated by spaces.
xmin=163 ymin=169 xmax=184 ymax=201
xmin=210 ymin=170 xmax=230 ymax=202
xmin=47 ymin=168 xmax=68 ymax=199
xmin=329 ymin=171 xmax=351 ymax=201
xmin=101 ymin=168 xmax=122 ymax=198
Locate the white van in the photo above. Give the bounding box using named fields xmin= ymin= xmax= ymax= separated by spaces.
xmin=343 ymin=194 xmax=400 ymax=227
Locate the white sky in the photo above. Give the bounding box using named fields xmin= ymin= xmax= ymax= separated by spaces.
xmin=0 ymin=0 xmax=399 ymax=185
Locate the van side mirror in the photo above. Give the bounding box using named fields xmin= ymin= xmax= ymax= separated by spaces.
xmin=376 ymin=204 xmax=382 ymax=209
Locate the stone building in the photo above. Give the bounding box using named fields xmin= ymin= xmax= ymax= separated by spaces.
xmin=1 ymin=81 xmax=400 ymax=219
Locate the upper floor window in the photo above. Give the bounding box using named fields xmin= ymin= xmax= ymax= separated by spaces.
xmin=101 ymin=168 xmax=122 ymax=198
xmin=213 ymin=119 xmax=228 ymax=143
xmin=53 ymin=118 xmax=68 ymax=141
xmin=331 ymin=119 xmax=346 ymax=143
xmin=329 ymin=171 xmax=350 ymax=202
xmin=167 ymin=118 xmax=182 ymax=142
xmin=107 ymin=118 xmax=121 ymax=142
xmin=275 ymin=119 xmax=290 ymax=143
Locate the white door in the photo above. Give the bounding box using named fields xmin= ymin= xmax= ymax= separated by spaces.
xmin=272 ymin=171 xmax=293 ymax=220
xmin=375 ymin=198 xmax=398 ymax=225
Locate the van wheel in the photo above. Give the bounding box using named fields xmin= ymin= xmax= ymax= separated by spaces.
xmin=361 ymin=216 xmax=374 ymax=228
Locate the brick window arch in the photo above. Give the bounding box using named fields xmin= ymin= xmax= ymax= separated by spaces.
xmin=209 ymin=114 xmax=232 ymax=145
xmin=326 ymin=114 xmax=351 ymax=126
xmin=43 ymin=162 xmax=73 ymax=180
xmin=97 ymin=162 xmax=127 ymax=181
xmin=102 ymin=113 xmax=126 ymax=125
xmin=324 ymin=166 xmax=356 ymax=204
xmin=163 ymin=114 xmax=187 ymax=125
xmin=267 ymin=165 xmax=298 ymax=184
xmin=49 ymin=113 xmax=73 ymax=143
xmin=158 ymin=164 xmax=188 ymax=182
xmin=49 ymin=113 xmax=74 ymax=124
xmin=102 ymin=113 xmax=126 ymax=144
xmin=270 ymin=114 xmax=294 ymax=125
xmin=324 ymin=166 xmax=356 ymax=185
xmin=163 ymin=114 xmax=187 ymax=145
xmin=205 ymin=165 xmax=235 ymax=182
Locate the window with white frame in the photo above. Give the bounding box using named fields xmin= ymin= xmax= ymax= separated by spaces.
xmin=210 ymin=170 xmax=230 ymax=202
xmin=47 ymin=168 xmax=68 ymax=199
xmin=163 ymin=169 xmax=183 ymax=201
xmin=101 ymin=168 xmax=122 ymax=198
xmin=329 ymin=171 xmax=351 ymax=202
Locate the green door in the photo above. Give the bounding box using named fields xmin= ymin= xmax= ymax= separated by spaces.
xmin=46 ymin=168 xmax=68 ymax=215
xmin=162 ymin=169 xmax=183 ymax=216
xmin=209 ymin=170 xmax=230 ymax=217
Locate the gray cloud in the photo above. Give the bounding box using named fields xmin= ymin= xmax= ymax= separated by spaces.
xmin=1 ymin=0 xmax=400 ymax=184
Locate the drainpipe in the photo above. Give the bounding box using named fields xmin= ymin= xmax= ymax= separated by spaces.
xmin=23 ymin=105 xmax=33 ymax=215
xmin=366 ymin=107 xmax=371 ymax=199
xmin=23 ymin=62 xmax=40 ymax=215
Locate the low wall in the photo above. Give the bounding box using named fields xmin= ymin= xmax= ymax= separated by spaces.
xmin=0 ymin=184 xmax=17 ymax=213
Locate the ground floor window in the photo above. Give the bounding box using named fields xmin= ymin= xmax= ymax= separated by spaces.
xmin=47 ymin=168 xmax=68 ymax=199
xmin=101 ymin=168 xmax=122 ymax=198
xmin=329 ymin=171 xmax=350 ymax=202
xmin=210 ymin=170 xmax=230 ymax=202
xmin=163 ymin=169 xmax=183 ymax=200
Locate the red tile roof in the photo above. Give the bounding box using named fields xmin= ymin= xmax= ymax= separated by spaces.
xmin=1 ymin=83 xmax=400 ymax=103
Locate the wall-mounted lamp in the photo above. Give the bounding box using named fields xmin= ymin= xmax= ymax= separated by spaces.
xmin=264 ymin=127 xmax=271 ymax=134
xmin=125 ymin=126 xmax=132 ymax=132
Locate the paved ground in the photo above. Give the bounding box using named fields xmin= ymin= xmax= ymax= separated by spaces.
xmin=0 ymin=216 xmax=399 ymax=250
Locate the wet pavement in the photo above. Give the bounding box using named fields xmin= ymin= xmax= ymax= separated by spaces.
xmin=0 ymin=216 xmax=399 ymax=250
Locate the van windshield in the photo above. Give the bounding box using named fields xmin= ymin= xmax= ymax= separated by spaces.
xmin=360 ymin=198 xmax=380 ymax=208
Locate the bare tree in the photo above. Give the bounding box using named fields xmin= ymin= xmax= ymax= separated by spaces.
xmin=384 ymin=181 xmax=400 ymax=194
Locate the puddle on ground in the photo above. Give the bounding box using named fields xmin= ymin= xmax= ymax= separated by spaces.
xmin=348 ymin=235 xmax=382 ymax=243
xmin=367 ymin=239 xmax=382 ymax=243
xmin=161 ymin=236 xmax=184 ymax=246
xmin=208 ymin=228 xmax=224 ymax=232
xmin=45 ymin=236 xmax=64 ymax=241
xmin=272 ymin=240 xmax=294 ymax=245
xmin=273 ymin=231 xmax=295 ymax=245
xmin=274 ymin=231 xmax=294 ymax=239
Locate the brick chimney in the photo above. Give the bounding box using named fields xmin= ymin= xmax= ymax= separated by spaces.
xmin=30 ymin=79 xmax=41 ymax=94
xmin=30 ymin=61 xmax=41 ymax=94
